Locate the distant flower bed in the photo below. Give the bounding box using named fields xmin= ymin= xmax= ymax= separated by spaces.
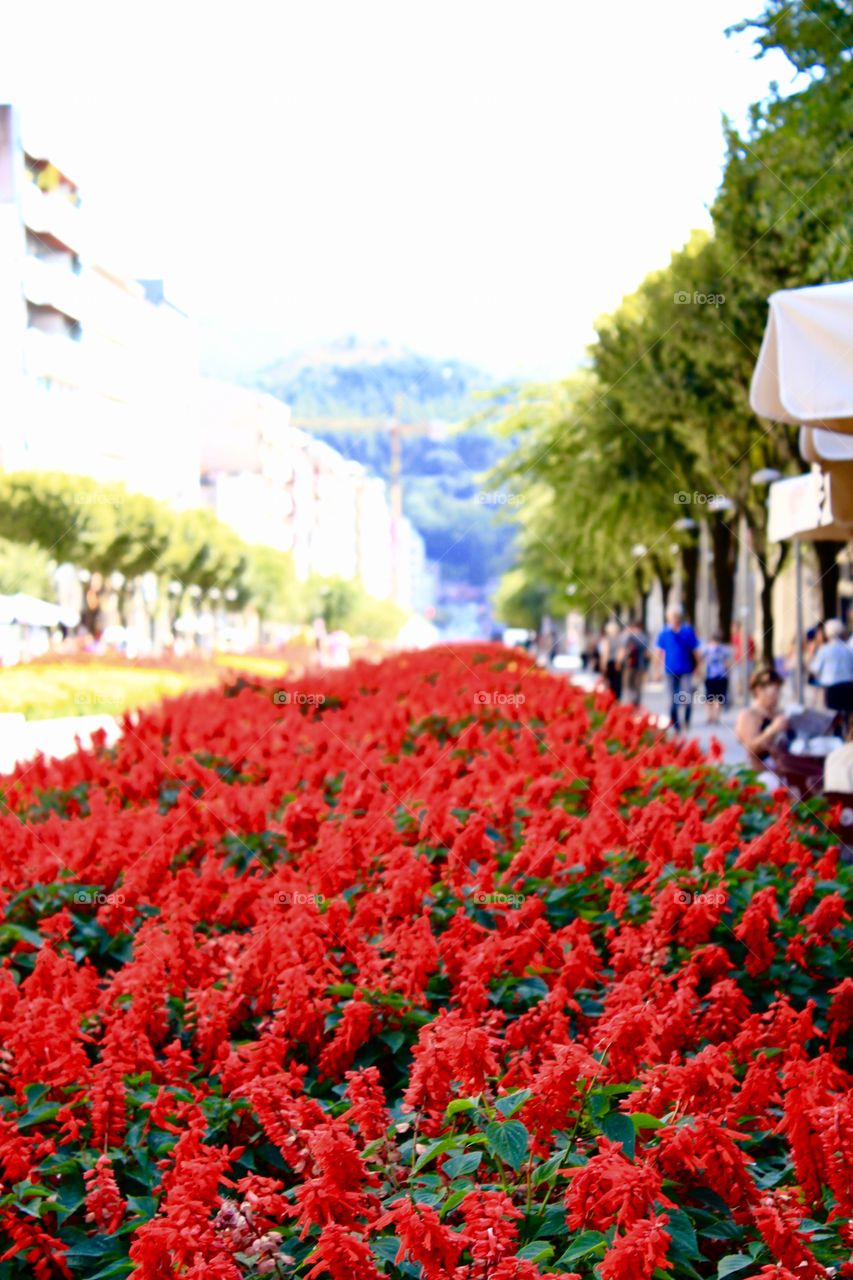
xmin=0 ymin=646 xmax=849 ymax=1279
xmin=0 ymin=653 xmax=294 ymax=720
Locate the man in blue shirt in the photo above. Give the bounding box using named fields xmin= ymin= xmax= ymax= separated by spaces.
xmin=656 ymin=605 xmax=700 ymax=731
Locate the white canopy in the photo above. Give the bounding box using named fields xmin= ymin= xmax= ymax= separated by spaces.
xmin=767 ymin=470 xmax=853 ymax=543
xmin=0 ymin=594 xmax=79 ymax=628
xmin=751 ymin=280 xmax=853 ymax=432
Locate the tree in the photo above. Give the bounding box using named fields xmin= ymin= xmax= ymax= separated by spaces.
xmin=241 ymin=544 xmax=300 ymax=622
xmin=484 ymin=375 xmax=684 ymax=629
xmin=728 ymin=0 xmax=852 ymax=76
xmin=0 ymin=538 xmax=54 ymax=599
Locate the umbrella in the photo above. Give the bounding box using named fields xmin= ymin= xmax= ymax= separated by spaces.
xmin=751 ymin=280 xmax=853 ymax=433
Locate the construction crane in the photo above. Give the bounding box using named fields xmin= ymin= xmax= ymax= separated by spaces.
xmin=289 ymin=395 xmax=442 ymax=602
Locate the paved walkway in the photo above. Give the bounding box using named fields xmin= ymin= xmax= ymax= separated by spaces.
xmin=0 ymin=713 xmax=121 ymax=775
xmin=569 ymin=671 xmax=748 ymax=770
xmin=640 ymin=678 xmax=748 ymax=768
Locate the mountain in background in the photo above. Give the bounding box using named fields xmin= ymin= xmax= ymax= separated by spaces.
xmin=256 ymin=338 xmax=518 ymax=589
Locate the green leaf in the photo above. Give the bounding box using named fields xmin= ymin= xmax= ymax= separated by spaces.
xmin=532 ymin=1149 xmax=569 ymax=1186
xmin=485 ymin=1120 xmax=529 ymax=1171
xmin=441 ymin=1188 xmax=469 ymax=1216
xmin=495 ymin=1089 xmax=532 ymax=1119
xmin=412 ymin=1137 xmax=458 ymax=1174
xmin=443 ymin=1151 xmax=482 ymax=1178
xmin=446 ymin=1097 xmax=478 ymax=1117
xmin=558 ymin=1230 xmax=607 ymax=1263
xmin=516 ymin=1241 xmax=554 ymax=1263
xmin=630 ymin=1112 xmax=665 ymax=1130
xmin=718 ymin=1256 xmax=755 ymax=1278
xmin=84 ymin=1264 xmax=135 ymax=1280
xmin=666 ymin=1207 xmax=701 ymax=1259
xmin=601 ymin=1111 xmax=636 ymax=1158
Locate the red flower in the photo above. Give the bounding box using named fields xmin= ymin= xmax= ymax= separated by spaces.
xmin=598 ymin=1214 xmax=671 ymax=1280
xmin=0 ymin=1211 xmax=72 ymax=1280
xmin=565 ymin=1138 xmax=671 ymax=1232
xmin=305 ymin=1224 xmax=382 ymax=1280
xmin=373 ymin=1198 xmax=464 ymax=1277
xmin=344 ymin=1067 xmax=391 ymax=1144
xmin=457 ymin=1190 xmax=522 ymax=1267
xmin=84 ymin=1154 xmax=126 ymax=1234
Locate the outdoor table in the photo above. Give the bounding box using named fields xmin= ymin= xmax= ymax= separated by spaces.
xmin=768 ymin=746 xmax=827 ymax=801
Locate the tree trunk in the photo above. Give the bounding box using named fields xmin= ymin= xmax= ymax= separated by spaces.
xmin=650 ymin=554 xmax=673 ymax=614
xmin=752 ymin=537 xmax=789 ymax=665
xmin=634 ymin=564 xmax=650 ymax=630
xmin=813 ymin=540 xmax=844 ymax=621
xmin=681 ymin=540 xmax=699 ymax=627
xmin=710 ymin=513 xmax=737 ymax=640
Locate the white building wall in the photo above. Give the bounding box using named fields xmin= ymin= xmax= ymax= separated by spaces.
xmin=0 ymin=104 xmax=201 ymax=508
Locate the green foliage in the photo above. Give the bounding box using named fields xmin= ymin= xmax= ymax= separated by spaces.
xmin=0 ymin=538 xmax=54 ymax=598
xmin=241 ymin=544 xmax=300 ymax=621
xmin=486 ymin=7 xmax=853 ymax=653
xmin=298 ymin=573 xmax=408 ymax=640
xmin=728 ymin=0 xmax=852 ymax=75
xmin=0 ymin=471 xmax=299 ymax=622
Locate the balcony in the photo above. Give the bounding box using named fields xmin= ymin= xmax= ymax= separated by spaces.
xmin=23 ymin=327 xmax=83 ymax=389
xmin=21 ymin=182 xmax=86 ymax=256
xmin=22 ymin=255 xmax=84 ymax=322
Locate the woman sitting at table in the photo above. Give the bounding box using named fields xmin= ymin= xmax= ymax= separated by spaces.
xmin=735 ymin=666 xmax=789 ymax=789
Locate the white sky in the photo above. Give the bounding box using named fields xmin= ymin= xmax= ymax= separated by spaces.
xmin=2 ymin=1 xmax=797 ymax=382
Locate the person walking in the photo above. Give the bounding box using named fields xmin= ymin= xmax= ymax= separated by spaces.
xmin=656 ymin=605 xmax=700 ymax=731
xmin=622 ymin=617 xmax=649 ymax=707
xmin=598 ymin=620 xmax=624 ymax=700
xmin=810 ymin=618 xmax=853 ymax=729
xmin=700 ymin=630 xmax=732 ymax=724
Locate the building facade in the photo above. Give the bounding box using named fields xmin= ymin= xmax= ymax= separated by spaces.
xmin=0 ymin=104 xmax=200 ymax=508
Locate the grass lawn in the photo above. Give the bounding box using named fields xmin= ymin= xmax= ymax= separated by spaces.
xmin=0 ymin=663 xmax=215 ymax=720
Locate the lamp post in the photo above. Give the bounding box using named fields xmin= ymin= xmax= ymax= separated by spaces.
xmin=747 ymin=469 xmax=783 ymax=703
xmin=753 ymin=468 xmax=802 ymax=701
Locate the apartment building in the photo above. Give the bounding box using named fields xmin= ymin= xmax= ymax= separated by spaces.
xmin=0 ymin=104 xmax=200 ymax=507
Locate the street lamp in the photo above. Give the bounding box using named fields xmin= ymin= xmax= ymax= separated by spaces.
xmin=750 ymin=467 xmax=803 ymax=701
xmin=751 ymin=468 xmax=782 ymax=486
xmin=742 ymin=468 xmax=783 ymax=703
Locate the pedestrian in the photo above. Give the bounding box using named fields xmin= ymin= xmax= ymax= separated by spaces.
xmin=809 ymin=618 xmax=853 ymax=730
xmin=582 ymin=631 xmax=599 ymax=672
xmin=700 ymin=630 xmax=732 ymax=724
xmin=735 ymin=666 xmax=789 ymax=790
xmin=656 ymin=605 xmax=700 ymax=731
xmin=622 ymin=617 xmax=649 ymax=706
xmin=598 ymin=620 xmax=623 ymax=701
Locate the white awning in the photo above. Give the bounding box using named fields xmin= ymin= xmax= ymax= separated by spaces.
xmin=800 ymin=425 xmax=853 ymax=464
xmin=750 ymin=280 xmax=853 ymax=432
xmin=767 ymin=470 xmax=853 ymax=542
xmin=0 ymin=594 xmax=79 ymax=628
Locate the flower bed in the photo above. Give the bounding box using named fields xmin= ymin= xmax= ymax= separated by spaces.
xmin=0 ymin=645 xmax=849 ymax=1279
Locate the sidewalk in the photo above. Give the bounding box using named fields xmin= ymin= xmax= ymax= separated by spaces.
xmin=569 ymin=671 xmax=747 ymax=769
xmin=0 ymin=713 xmax=121 ymax=775
xmin=640 ymin=678 xmax=747 ymax=769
